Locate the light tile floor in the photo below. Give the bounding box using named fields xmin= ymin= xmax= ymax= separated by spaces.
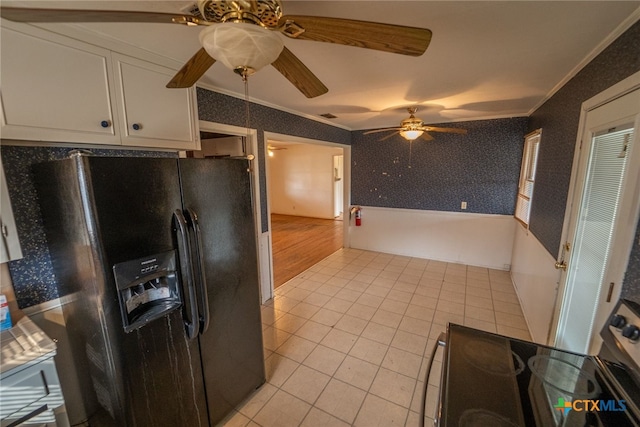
xmin=219 ymin=249 xmax=531 ymax=427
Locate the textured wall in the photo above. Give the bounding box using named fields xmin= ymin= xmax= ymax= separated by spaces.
xmin=196 ymin=88 xmax=351 ymax=232
xmin=351 ymin=117 xmax=528 ymax=214
xmin=526 ymin=20 xmax=640 ymax=303
xmin=1 ymin=145 xmax=176 ymax=308
xmin=528 ymin=21 xmax=640 ymax=257
xmin=622 ymin=217 xmax=640 ymax=305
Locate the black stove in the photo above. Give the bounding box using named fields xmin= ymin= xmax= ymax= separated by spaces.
xmin=431 ymin=299 xmax=640 ymax=427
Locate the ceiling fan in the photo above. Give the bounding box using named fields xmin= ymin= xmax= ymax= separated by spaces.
xmin=363 ymin=107 xmax=468 ymax=141
xmin=0 ymin=1 xmax=432 ymax=99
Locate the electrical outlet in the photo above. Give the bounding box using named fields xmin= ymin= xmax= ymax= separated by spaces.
xmin=461 ymin=201 xmax=467 ymax=210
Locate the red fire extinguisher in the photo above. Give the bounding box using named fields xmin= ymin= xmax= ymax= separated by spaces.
xmin=355 ymin=207 xmax=362 ymax=226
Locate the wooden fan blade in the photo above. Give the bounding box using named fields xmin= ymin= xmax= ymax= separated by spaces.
xmin=420 ymin=132 xmax=435 ymax=141
xmin=380 ymin=131 xmax=401 ymax=141
xmin=166 ymin=48 xmax=216 ymax=88
xmin=279 ymin=15 xmax=431 ymax=56
xmin=271 ymin=46 xmax=328 ymax=98
xmin=362 ymin=128 xmax=402 ymax=135
xmin=363 ymin=127 xmax=403 ymax=135
xmin=0 ymin=7 xmax=197 ymax=24
xmin=423 ymin=126 xmax=468 ymax=134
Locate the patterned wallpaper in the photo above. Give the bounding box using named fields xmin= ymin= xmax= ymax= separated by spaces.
xmin=196 ymin=88 xmax=351 ymax=232
xmin=622 ymin=217 xmax=640 ymax=305
xmin=528 ymin=21 xmax=640 ymax=256
xmin=1 ymin=145 xmax=176 ymax=308
xmin=351 ymin=117 xmax=528 ymax=214
xmin=527 ymin=20 xmax=640 ymax=302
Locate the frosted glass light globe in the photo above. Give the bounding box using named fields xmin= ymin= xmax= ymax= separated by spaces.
xmin=199 ymin=23 xmax=284 ymax=74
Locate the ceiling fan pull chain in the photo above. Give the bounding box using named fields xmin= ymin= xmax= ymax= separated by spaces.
xmin=244 ymin=74 xmax=251 ymax=148
xmin=408 ymin=140 xmax=413 ymax=169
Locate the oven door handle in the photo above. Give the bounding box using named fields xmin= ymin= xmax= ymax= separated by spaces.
xmin=420 ymin=332 xmax=446 ymax=427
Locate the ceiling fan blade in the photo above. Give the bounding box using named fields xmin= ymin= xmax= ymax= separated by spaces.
xmin=423 ymin=126 xmax=468 ymax=134
xmin=0 ymin=7 xmax=198 ymax=24
xmin=166 ymin=48 xmax=216 ymax=89
xmin=278 ymin=15 xmax=431 ymax=56
xmin=363 ymin=127 xmax=403 ymax=135
xmin=271 ymin=46 xmax=328 ymax=98
xmin=420 ymin=132 xmax=435 ymax=141
xmin=380 ymin=131 xmax=401 ymax=141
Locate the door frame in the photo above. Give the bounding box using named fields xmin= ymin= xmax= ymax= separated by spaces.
xmin=264 ymin=131 xmax=352 ymax=284
xmin=333 ymin=154 xmax=345 ymax=219
xmin=549 ymin=70 xmax=640 ymax=350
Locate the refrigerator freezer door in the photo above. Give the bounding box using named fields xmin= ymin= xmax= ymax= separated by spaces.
xmin=34 ymin=156 xmax=209 ymax=427
xmin=179 ymin=158 xmax=266 ymax=425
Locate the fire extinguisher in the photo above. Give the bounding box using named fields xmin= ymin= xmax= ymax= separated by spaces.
xmin=355 ymin=207 xmax=362 ymax=226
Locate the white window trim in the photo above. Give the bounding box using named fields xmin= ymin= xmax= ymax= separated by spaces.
xmin=515 ymin=129 xmax=542 ymax=227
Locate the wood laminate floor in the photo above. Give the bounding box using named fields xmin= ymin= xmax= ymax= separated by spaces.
xmin=271 ymin=214 xmax=343 ymax=288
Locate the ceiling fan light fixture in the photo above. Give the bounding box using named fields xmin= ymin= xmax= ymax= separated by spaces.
xmin=400 ymin=129 xmax=424 ymax=141
xmin=199 ymin=23 xmax=284 ymax=75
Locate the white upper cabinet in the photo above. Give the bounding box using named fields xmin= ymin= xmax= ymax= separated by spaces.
xmin=112 ymin=54 xmax=198 ymax=150
xmin=1 ymin=24 xmax=120 ymax=145
xmin=0 ymin=22 xmax=199 ymax=150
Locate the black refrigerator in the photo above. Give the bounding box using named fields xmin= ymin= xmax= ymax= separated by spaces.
xmin=33 ymin=154 xmax=265 ymax=426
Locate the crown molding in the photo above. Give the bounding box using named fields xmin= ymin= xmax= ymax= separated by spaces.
xmin=527 ymin=7 xmax=640 ymax=116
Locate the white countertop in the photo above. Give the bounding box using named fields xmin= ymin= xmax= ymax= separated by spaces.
xmin=0 ymin=314 xmax=57 ymax=378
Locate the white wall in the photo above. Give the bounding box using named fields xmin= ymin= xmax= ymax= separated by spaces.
xmin=268 ymin=144 xmax=343 ymax=219
xmin=348 ymin=206 xmax=515 ymax=270
xmin=510 ymin=223 xmax=561 ymax=344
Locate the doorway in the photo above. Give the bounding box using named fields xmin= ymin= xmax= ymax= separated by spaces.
xmin=553 ymin=76 xmax=640 ymax=354
xmin=265 ymin=133 xmax=349 ymax=288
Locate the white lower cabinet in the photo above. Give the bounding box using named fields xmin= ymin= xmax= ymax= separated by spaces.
xmin=0 ymin=21 xmax=199 ymax=151
xmin=1 ymin=316 xmax=66 ymax=426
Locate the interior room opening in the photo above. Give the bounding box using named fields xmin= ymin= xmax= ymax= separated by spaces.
xmin=267 ymin=139 xmax=345 ymax=288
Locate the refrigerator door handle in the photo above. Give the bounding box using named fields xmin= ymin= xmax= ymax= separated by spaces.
xmin=185 ymin=208 xmax=210 ymax=335
xmin=173 ymin=210 xmax=199 ymax=340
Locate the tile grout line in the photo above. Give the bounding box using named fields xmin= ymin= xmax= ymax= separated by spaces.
xmin=234 ymin=249 xmax=529 ymax=427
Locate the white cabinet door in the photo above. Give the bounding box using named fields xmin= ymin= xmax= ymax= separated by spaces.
xmin=0 ymin=156 xmax=22 ymax=263
xmin=0 ymin=23 xmax=120 ymax=145
xmin=112 ymin=54 xmax=199 ymax=150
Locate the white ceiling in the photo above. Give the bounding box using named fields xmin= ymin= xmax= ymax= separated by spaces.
xmin=6 ymin=1 xmax=640 ymax=131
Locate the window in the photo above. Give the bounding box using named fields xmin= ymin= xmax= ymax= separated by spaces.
xmin=515 ymin=129 xmax=541 ymax=226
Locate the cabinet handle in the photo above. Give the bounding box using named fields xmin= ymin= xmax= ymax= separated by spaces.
xmin=132 ymin=123 xmax=141 ymax=131
xmin=100 ymin=120 xmax=111 ymax=128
